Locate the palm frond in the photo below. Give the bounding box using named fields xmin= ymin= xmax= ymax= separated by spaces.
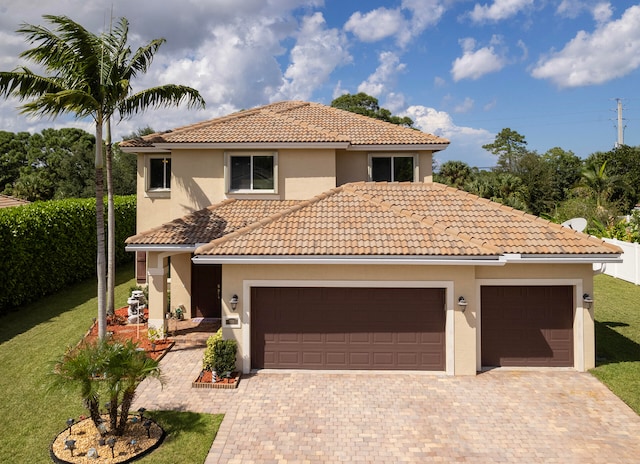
xmin=119 ymin=85 xmax=205 ymax=118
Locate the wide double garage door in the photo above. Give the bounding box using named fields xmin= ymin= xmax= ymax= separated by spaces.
xmin=251 ymin=287 xmax=446 ymax=370
xmin=481 ymin=286 xmax=574 ymax=367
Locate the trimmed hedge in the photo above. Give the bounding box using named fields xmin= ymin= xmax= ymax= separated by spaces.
xmin=0 ymin=196 xmax=136 ymax=314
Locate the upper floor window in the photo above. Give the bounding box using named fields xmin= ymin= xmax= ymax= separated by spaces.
xmin=369 ymin=155 xmax=415 ymax=182
xmin=148 ymin=156 xmax=171 ymax=190
xmin=227 ymin=152 xmax=277 ymax=192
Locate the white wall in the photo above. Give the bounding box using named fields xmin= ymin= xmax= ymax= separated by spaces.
xmin=602 ymin=238 xmax=640 ymax=285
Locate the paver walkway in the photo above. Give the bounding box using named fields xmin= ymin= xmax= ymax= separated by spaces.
xmin=133 ymin=346 xmax=640 ymax=463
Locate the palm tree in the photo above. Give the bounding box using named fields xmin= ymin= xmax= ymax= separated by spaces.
xmin=50 ymin=341 xmax=107 ymax=429
xmin=0 ymin=15 xmax=205 ymax=335
xmin=102 ymin=340 xmax=163 ymax=436
xmin=99 ymin=17 xmax=205 ymax=315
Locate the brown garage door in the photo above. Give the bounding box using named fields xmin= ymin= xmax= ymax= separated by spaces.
xmin=481 ymin=286 xmax=574 ymax=367
xmin=251 ymin=287 xmax=446 ymax=370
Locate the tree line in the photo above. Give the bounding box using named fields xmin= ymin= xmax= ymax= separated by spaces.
xmin=0 ymin=128 xmax=139 ymax=201
xmin=436 ymin=128 xmax=640 ymax=239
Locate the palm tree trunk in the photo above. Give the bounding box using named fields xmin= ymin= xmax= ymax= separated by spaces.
xmin=96 ymin=118 xmax=107 ymax=340
xmin=106 ymin=117 xmax=115 ymax=316
xmin=116 ymin=388 xmax=136 ymax=436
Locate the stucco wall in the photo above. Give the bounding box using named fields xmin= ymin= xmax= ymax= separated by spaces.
xmin=215 ymin=262 xmax=594 ymax=376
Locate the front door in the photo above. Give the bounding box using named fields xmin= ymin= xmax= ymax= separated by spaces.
xmin=191 ymin=263 xmax=222 ymax=318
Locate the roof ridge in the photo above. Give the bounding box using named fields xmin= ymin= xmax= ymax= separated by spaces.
xmin=343 ymin=182 xmax=502 ymax=255
xmin=195 ymin=187 xmax=345 ymax=254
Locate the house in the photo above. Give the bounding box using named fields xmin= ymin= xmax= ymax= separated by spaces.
xmin=0 ymin=194 xmax=30 ymax=208
xmin=121 ymin=100 xmax=621 ymax=375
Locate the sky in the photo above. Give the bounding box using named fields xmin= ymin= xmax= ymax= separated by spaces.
xmin=1 ymin=0 xmax=639 ymax=168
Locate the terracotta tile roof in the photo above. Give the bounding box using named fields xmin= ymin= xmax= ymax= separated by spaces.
xmin=127 ymin=182 xmax=620 ymax=258
xmin=125 ymin=199 xmax=303 ymax=245
xmin=119 ymin=101 xmax=449 ymax=148
xmin=0 ymin=194 xmax=30 ymax=208
xmin=193 ymin=183 xmax=620 ymax=257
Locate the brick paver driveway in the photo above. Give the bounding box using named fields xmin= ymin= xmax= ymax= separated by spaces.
xmin=134 ymin=346 xmax=640 ymax=463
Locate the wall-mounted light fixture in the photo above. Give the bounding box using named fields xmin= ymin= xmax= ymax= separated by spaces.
xmin=583 ymin=293 xmax=593 ymax=309
xmin=229 ymin=294 xmax=239 ymax=311
xmin=458 ymin=296 xmax=468 ymax=312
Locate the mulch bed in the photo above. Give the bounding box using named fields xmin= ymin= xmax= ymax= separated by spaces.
xmin=83 ymin=307 xmax=173 ymax=361
xmin=192 ymin=370 xmax=241 ymax=389
xmin=50 ymin=308 xmax=173 ymax=462
xmin=50 ymin=415 xmax=165 ymax=464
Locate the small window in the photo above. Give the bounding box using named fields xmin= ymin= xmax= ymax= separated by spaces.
xmin=228 ymin=153 xmax=276 ymax=192
xmin=370 ymin=155 xmax=415 ymax=182
xmin=149 ymin=157 xmax=171 ymax=190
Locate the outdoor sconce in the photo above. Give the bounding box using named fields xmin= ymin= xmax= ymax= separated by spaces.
xmin=458 ymin=296 xmax=468 ymax=312
xmin=583 ymin=293 xmax=594 ymax=309
xmin=229 ymin=294 xmax=239 ymax=311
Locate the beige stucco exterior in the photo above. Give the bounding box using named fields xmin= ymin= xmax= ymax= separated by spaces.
xmin=137 ymin=148 xmax=435 ymax=234
xmin=139 ymin=261 xmax=596 ymax=376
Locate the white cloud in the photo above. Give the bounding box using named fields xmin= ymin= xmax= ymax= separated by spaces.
xmin=357 ymin=51 xmax=406 ymax=97
xmin=345 ymin=1 xmax=446 ymax=46
xmin=275 ymin=12 xmax=351 ymax=101
xmin=451 ymin=37 xmax=506 ymax=81
xmin=532 ymin=5 xmax=640 ymax=87
xmin=454 ymin=97 xmax=475 ymax=113
xmin=469 ymin=0 xmax=534 ymax=23
xmin=406 ymin=105 xmax=495 ymax=166
xmin=592 ymin=2 xmax=613 ymax=24
xmin=557 ymin=0 xmax=613 ymax=22
xmin=344 ymin=8 xmax=405 ymax=42
xmin=434 ymin=76 xmax=447 ymax=87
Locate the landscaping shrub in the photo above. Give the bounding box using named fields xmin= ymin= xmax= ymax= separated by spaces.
xmin=212 ymin=339 xmax=238 ymax=375
xmin=0 ymin=196 xmax=136 ymax=314
xmin=202 ymin=328 xmax=223 ymax=371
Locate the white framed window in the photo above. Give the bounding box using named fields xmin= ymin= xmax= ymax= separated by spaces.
xmin=226 ymin=152 xmax=277 ymax=193
xmin=147 ymin=156 xmax=171 ymax=191
xmin=368 ymin=154 xmax=416 ymax=182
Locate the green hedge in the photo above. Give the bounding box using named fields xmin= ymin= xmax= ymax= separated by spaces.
xmin=0 ymin=196 xmax=136 ymax=314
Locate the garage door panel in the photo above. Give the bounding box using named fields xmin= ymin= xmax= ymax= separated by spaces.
xmin=326 ymin=352 xmax=347 ymax=366
xmin=481 ymin=286 xmax=573 ymax=368
xmin=252 ymin=287 xmax=445 ymax=370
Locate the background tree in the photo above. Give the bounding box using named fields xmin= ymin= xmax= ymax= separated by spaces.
xmin=482 ymin=128 xmax=528 ymax=172
xmin=331 ymin=92 xmax=414 ymax=126
xmin=543 ymin=147 xmax=582 ymax=204
xmin=435 ymin=160 xmax=474 ymax=189
xmin=513 ymin=151 xmax=554 ymax=216
xmin=586 ymin=145 xmax=640 ymax=212
xmin=0 ymin=131 xmax=31 ymax=193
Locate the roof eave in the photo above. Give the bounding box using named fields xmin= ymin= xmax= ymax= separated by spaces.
xmin=192 ymin=255 xmax=504 ymax=266
xmin=151 ymin=142 xmax=351 ymax=150
xmin=503 ymin=253 xmax=622 ymax=264
xmin=125 ymin=244 xmax=197 ymax=253
xmin=347 ymin=143 xmax=449 ymax=152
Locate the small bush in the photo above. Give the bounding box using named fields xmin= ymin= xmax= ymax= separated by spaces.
xmin=212 ymin=339 xmax=237 ymax=375
xmin=202 ymin=328 xmax=223 ymax=371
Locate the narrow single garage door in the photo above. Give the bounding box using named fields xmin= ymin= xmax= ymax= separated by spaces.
xmin=481 ymin=286 xmax=574 ymax=367
xmin=251 ymin=287 xmax=446 ymax=370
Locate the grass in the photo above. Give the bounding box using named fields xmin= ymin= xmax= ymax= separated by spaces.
xmin=592 ymin=274 xmax=640 ymax=414
xmin=0 ymin=267 xmax=222 ymax=463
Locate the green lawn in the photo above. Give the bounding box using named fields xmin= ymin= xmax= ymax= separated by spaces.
xmin=592 ymin=274 xmax=640 ymax=414
xmin=0 ymin=267 xmax=222 ymax=463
